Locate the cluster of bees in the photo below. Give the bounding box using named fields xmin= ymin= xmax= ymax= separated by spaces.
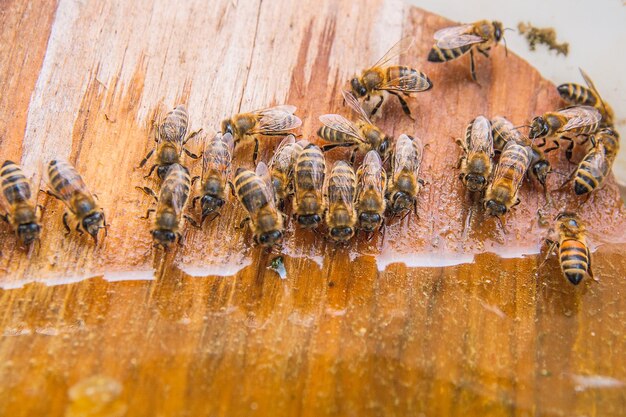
xmin=0 ymin=20 xmax=619 ymax=286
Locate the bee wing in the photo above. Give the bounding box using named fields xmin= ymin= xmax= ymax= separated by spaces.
xmin=371 ymin=36 xmax=414 ymax=68
xmin=377 ymin=72 xmax=432 ymax=93
xmin=470 ymin=116 xmax=494 ymax=155
xmin=203 ymin=132 xmax=233 ymax=181
xmin=252 ymin=108 xmax=302 ymax=134
xmin=494 ymin=143 xmax=529 ymax=191
xmin=434 ymin=25 xmax=483 ymax=49
xmin=255 ymin=161 xmax=277 ymax=210
xmin=327 ymin=162 xmax=356 ymax=207
xmin=358 ymin=151 xmax=385 ymax=197
xmin=46 ymin=159 xmax=91 ymax=205
xmin=559 ymin=106 xmax=602 ymax=132
xmin=342 ymin=90 xmax=372 ymax=123
xmin=269 ymin=134 xmax=296 ymax=170
xmin=585 ymin=145 xmax=610 ymax=179
xmin=580 ymin=68 xmax=611 ymax=116
xmin=319 ymin=114 xmax=365 ymax=143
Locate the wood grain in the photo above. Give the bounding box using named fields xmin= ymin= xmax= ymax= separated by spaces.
xmin=0 ymin=1 xmax=625 ymax=416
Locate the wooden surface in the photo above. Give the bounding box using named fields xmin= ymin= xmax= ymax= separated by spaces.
xmin=1 ymin=1 xmax=626 ymax=416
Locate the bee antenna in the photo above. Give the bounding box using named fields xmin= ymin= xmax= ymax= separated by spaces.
xmin=504 ymin=27 xmax=516 ymax=33
xmin=502 ymin=35 xmax=509 ymax=57
xmin=512 ymin=124 xmax=531 ymax=131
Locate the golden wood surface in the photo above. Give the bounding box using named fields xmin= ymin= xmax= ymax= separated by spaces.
xmin=0 ymin=1 xmax=625 ymax=416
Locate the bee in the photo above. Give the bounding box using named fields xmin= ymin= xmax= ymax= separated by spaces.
xmin=349 ymin=36 xmax=432 ymax=118
xmin=139 ymin=105 xmax=200 ymax=181
xmin=355 ymin=151 xmax=386 ymax=232
xmin=542 ymin=212 xmax=593 ymax=285
xmin=491 ymin=116 xmax=551 ymax=190
xmin=318 ymin=90 xmax=391 ymax=163
xmin=483 ymin=140 xmax=531 ymax=218
xmin=325 ymin=161 xmax=357 ymax=243
xmin=557 ymin=69 xmax=614 ymax=126
xmin=572 ymin=128 xmax=620 ymax=196
xmin=385 ymin=134 xmax=424 ymax=215
xmin=0 ymin=160 xmax=41 ymax=246
xmin=141 ymin=163 xmax=194 ymax=248
xmin=292 ymin=144 xmax=326 ymax=228
xmin=192 ymin=132 xmax=234 ymax=224
xmin=427 ymin=20 xmax=505 ymax=81
xmin=234 ymin=162 xmax=284 ymax=247
xmin=47 ymin=160 xmax=107 ymax=243
xmin=268 ymin=135 xmax=307 ymax=208
xmin=221 ymin=105 xmax=302 ymax=164
xmin=530 ymin=105 xmax=602 ymax=161
xmin=457 ymin=116 xmax=494 ymax=192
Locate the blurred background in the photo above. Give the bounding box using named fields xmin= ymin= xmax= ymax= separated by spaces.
xmin=412 ymin=0 xmax=626 ymax=199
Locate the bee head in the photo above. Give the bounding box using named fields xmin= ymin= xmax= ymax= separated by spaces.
xmin=330 ymin=226 xmax=354 ymax=242
xmin=151 ymin=229 xmax=177 ymax=247
xmin=532 ymin=160 xmax=550 ymax=185
xmin=350 ymin=77 xmax=367 ymax=98
xmin=391 ymin=191 xmax=413 ymax=212
xmin=529 ymin=116 xmax=548 ymax=139
xmin=556 ymin=212 xmax=580 ymax=229
xmin=484 ymin=199 xmax=507 ymax=217
xmin=201 ymin=194 xmax=225 ymax=219
xmin=297 ymin=214 xmax=321 ymax=228
xmin=359 ymin=212 xmax=382 ymax=232
xmin=464 ymin=174 xmax=487 ymax=192
xmin=221 ymin=119 xmax=234 ymax=136
xmin=377 ymin=136 xmax=391 ymax=157
xmin=82 ymin=211 xmax=104 ymax=243
xmin=258 ymin=230 xmax=283 ymax=247
xmin=17 ymin=223 xmax=41 ymax=246
xmin=493 ymin=21 xmax=504 ymax=42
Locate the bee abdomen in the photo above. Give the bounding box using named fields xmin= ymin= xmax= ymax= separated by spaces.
xmin=557 ymin=84 xmax=597 ymax=107
xmin=574 ymin=158 xmax=606 ymax=195
xmin=428 ymin=45 xmax=472 ymax=62
xmin=295 ymin=146 xmax=325 ymax=190
xmin=386 ymin=66 xmax=432 ymax=91
xmin=48 ymin=160 xmax=82 ymax=194
xmin=559 ymin=239 xmax=591 ymax=285
xmin=160 ymin=105 xmax=189 ymax=142
xmin=234 ymin=170 xmax=270 ymax=211
xmin=318 ymin=126 xmax=350 ymax=144
xmin=1 ymin=160 xmax=31 ymax=204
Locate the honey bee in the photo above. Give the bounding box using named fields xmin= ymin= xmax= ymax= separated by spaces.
xmin=293 ymin=144 xmax=326 ymax=228
xmin=572 ymin=128 xmax=620 ymax=196
xmin=47 ymin=160 xmax=107 ymax=243
xmin=318 ymin=90 xmax=391 ymax=163
xmin=355 ymin=151 xmax=386 ymax=232
xmin=483 ymin=140 xmax=531 ymax=218
xmin=349 ymin=36 xmax=432 ymax=118
xmin=457 ymin=116 xmax=494 ymax=192
xmin=428 ymin=20 xmax=505 ymax=81
xmin=491 ymin=116 xmax=551 ymax=190
xmin=557 ymin=69 xmax=614 ymax=126
xmin=530 ymin=105 xmax=602 ymax=161
xmin=221 ymin=105 xmax=302 ymax=164
xmin=542 ymin=212 xmax=593 ymax=285
xmin=385 ymin=134 xmax=424 ymax=215
xmin=140 ymin=105 xmax=200 ymax=180
xmin=192 ymin=132 xmax=234 ymax=224
xmin=268 ymin=135 xmax=307 ymax=208
xmin=325 ymin=161 xmax=357 ymax=243
xmin=0 ymin=160 xmax=41 ymax=246
xmin=141 ymin=163 xmax=194 ymax=248
xmin=234 ymin=162 xmax=284 ymax=247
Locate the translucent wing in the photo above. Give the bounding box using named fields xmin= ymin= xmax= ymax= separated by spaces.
xmin=327 ymin=161 xmax=356 ymax=208
xmin=46 ymin=159 xmax=92 ymax=206
xmin=493 ymin=142 xmax=530 ymax=191
xmin=582 ymin=145 xmax=610 ymax=180
xmin=255 ymin=161 xmax=277 ymax=210
xmin=434 ymin=24 xmax=483 ymax=49
xmin=159 ymin=105 xmax=188 ymax=145
xmin=371 ymin=36 xmax=414 ymax=68
xmin=469 ymin=116 xmax=494 ymax=155
xmin=161 ymin=164 xmax=190 ymax=214
xmin=269 ymin=134 xmax=297 ymax=172
xmin=342 ymin=90 xmax=371 ymax=123
xmin=491 ymin=116 xmax=521 ymax=143
xmin=559 ymin=106 xmax=601 ymax=132
xmin=253 ymin=106 xmax=302 ymax=134
xmin=203 ymin=132 xmax=234 ymax=181
xmin=358 ymin=151 xmax=385 ymax=198
xmin=319 ymin=114 xmax=365 ymax=143
xmin=377 ymin=72 xmax=432 ymax=93
xmin=394 ymin=134 xmax=422 ymax=179
xmin=580 ymin=68 xmax=611 ymax=116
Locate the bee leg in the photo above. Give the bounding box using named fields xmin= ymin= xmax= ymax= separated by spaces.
xmin=191 ymin=196 xmax=201 ymax=209
xmin=62 ymin=212 xmax=71 ymax=236
xmin=0 ymin=213 xmax=8 ymax=223
xmin=101 ymin=211 xmax=109 ymax=237
xmin=511 ymin=198 xmax=521 ymax=209
xmin=478 ymin=48 xmax=490 ymax=58
xmin=562 ymin=137 xmax=575 ymax=162
xmin=183 ymin=148 xmax=200 ymax=160
xmin=236 ymin=217 xmax=250 ymax=230
xmin=140 ymin=208 xmax=156 ymax=220
xmin=44 ymin=190 xmax=62 ymax=201
xmin=543 ymin=140 xmax=560 ymax=154
xmin=201 ymin=211 xmax=221 ymax=226
xmin=144 ymin=164 xmax=158 ymax=179
xmin=537 ymin=239 xmax=558 ymax=271
xmin=321 ymin=143 xmax=351 ymax=153
xmin=177 ymin=233 xmax=185 ymax=247
xmin=388 ymin=91 xmax=413 ymax=120
xmin=349 ymin=148 xmax=359 ymax=166
xmin=535 ymin=137 xmax=548 ymax=148
xmin=228 ymin=181 xmax=236 ymax=197
xmin=135 ymin=186 xmax=158 ymax=203
xmin=469 ymin=49 xmax=477 ymax=82
xmin=184 ymin=214 xmax=201 ymax=229
xmin=191 ymin=176 xmax=200 ymax=185
xmin=370 ymin=95 xmax=385 ymax=118
xmin=183 ymin=128 xmax=203 ymax=145
xmin=252 ymin=138 xmax=260 ymax=165
xmin=139 ymin=149 xmax=155 ymax=169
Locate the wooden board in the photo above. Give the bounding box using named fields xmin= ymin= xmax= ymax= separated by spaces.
xmin=0 ymin=1 xmax=625 ymax=416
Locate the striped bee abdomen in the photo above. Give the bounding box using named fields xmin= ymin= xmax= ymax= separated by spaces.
xmin=428 ymin=45 xmax=472 ymax=62
xmin=234 ymin=169 xmax=271 ymax=213
xmin=559 ymin=238 xmax=591 ymax=285
xmin=573 ymin=145 xmax=609 ymax=195
xmin=557 ymin=84 xmax=598 ymax=107
xmin=160 ymin=164 xmax=191 ymax=211
xmin=48 ymin=160 xmax=87 ymax=200
xmin=317 ymin=126 xmax=353 ymax=144
xmin=160 ymin=105 xmax=189 ymax=142
xmin=1 ymin=160 xmax=31 ymax=203
xmin=295 ymin=145 xmax=325 ymax=191
xmin=386 ymin=66 xmax=432 ymax=91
